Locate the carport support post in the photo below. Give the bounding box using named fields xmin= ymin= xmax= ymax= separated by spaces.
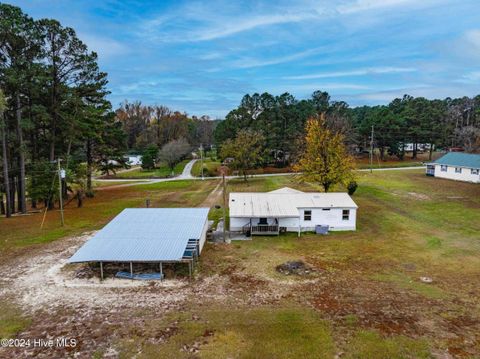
xmin=100 ymin=262 xmax=104 ymax=281
xmin=130 ymin=262 xmax=133 ymax=279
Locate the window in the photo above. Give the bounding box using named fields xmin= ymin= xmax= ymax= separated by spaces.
xmin=304 ymin=210 xmax=312 ymax=221
xmin=441 ymin=165 xmax=447 ymax=172
xmin=471 ymin=168 xmax=479 ymax=175
xmin=455 ymin=167 xmax=462 ymax=174
xmin=259 ymin=218 xmax=268 ymax=225
xmin=342 ymin=210 xmax=350 ymax=221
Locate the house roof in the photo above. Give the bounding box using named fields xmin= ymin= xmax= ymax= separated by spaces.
xmin=268 ymin=187 xmax=304 ymax=194
xmin=229 ymin=189 xmax=358 ymax=218
xmin=430 ymin=152 xmax=480 ymax=169
xmin=68 ymin=208 xmax=209 ymax=263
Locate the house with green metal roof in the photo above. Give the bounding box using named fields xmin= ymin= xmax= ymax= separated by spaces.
xmin=426 ymin=152 xmax=480 ymax=183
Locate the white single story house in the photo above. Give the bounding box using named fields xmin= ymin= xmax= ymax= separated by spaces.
xmin=426 ymin=152 xmax=480 ymax=183
xmin=229 ymin=187 xmax=358 ymax=236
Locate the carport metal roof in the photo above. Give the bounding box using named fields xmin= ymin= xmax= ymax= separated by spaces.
xmin=68 ymin=208 xmax=210 ymax=263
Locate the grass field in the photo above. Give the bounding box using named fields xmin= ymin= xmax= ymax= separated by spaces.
xmin=1 ymin=170 xmax=479 ymax=358
xmin=0 ymin=179 xmax=217 ymax=253
xmin=112 ymin=159 xmax=190 ymax=179
xmin=191 ymin=158 xmax=221 ymax=177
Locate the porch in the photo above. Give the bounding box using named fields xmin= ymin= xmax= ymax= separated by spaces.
xmin=242 ymin=218 xmax=280 ymax=236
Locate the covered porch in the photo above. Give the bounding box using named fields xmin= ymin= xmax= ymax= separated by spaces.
xmin=242 ymin=217 xmax=281 ymax=236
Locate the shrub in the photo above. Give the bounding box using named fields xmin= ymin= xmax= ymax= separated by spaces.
xmin=141 ymin=145 xmax=158 ymax=170
xmin=347 ymin=181 xmax=358 ymax=195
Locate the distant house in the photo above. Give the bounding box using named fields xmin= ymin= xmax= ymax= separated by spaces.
xmin=426 ymin=152 xmax=480 ymax=183
xmin=229 ymin=187 xmax=358 ymax=236
xmin=125 ymin=155 xmax=142 ymax=166
xmin=403 ymin=143 xmax=433 ymax=152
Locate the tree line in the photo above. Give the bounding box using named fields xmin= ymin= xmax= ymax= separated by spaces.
xmin=115 ymin=101 xmax=216 ymax=170
xmin=0 ymin=4 xmax=125 ymax=217
xmin=215 ymin=91 xmax=480 ymax=168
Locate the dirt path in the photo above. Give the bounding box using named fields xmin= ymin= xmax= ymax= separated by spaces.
xmin=200 ymin=180 xmax=222 ymax=207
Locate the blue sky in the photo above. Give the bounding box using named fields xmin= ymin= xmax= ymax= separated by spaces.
xmin=7 ymin=0 xmax=480 ymax=118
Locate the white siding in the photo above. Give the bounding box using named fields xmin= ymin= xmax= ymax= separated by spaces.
xmin=298 ymin=208 xmax=356 ymax=231
xmin=230 ymin=207 xmax=357 ymax=232
xmin=198 ymin=218 xmax=209 ymax=253
xmin=433 ymin=165 xmax=480 ymax=183
xmin=230 ymin=217 xmax=251 ymax=231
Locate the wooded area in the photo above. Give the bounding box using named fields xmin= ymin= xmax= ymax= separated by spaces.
xmin=215 ymin=91 xmax=480 ymax=166
xmin=0 ymin=4 xmax=126 ymax=217
xmin=2 ymin=3 xmax=480 ymax=218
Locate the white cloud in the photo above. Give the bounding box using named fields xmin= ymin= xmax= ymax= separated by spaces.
xmin=457 ymin=70 xmax=480 ymax=83
xmin=337 ymin=0 xmax=439 ymax=14
xmin=441 ymin=29 xmax=480 ymax=63
xmin=284 ymin=66 xmax=416 ymax=80
xmin=191 ymin=13 xmax=317 ymax=41
xmin=230 ymin=47 xmax=327 ymax=69
xmin=463 ymin=29 xmax=480 ymax=54
xmin=79 ymin=33 xmax=127 ymax=59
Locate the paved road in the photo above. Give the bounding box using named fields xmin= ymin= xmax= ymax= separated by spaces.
xmin=178 ymin=159 xmax=197 ymax=179
xmin=95 ymin=164 xmax=425 ymax=190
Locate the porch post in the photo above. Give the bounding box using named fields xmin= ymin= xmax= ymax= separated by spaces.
xmin=130 ymin=262 xmax=133 ymax=279
xmin=298 ymin=217 xmax=301 ymax=237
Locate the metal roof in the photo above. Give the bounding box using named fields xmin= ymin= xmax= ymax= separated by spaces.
xmin=229 ymin=189 xmax=358 ymax=218
xmin=68 ymin=208 xmax=210 ymax=263
xmin=430 ymin=152 xmax=480 ymax=169
xmin=268 ymin=187 xmax=304 ymax=194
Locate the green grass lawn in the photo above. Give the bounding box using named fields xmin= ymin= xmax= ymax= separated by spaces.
xmin=0 ymin=179 xmax=217 ymax=253
xmin=118 ymin=306 xmax=336 ymax=359
xmin=192 ymin=158 xmax=221 ymax=177
xmin=113 ymin=159 xmax=190 ymax=179
xmin=92 ymin=180 xmax=143 ymax=187
xmin=1 ymin=169 xmax=479 ymax=357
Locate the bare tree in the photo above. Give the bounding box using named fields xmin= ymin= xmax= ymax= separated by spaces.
xmin=455 ymin=126 xmax=480 ymax=152
xmin=158 ymin=137 xmax=191 ymax=170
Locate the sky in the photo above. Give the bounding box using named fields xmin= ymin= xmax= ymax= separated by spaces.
xmin=7 ymin=0 xmax=480 ymax=118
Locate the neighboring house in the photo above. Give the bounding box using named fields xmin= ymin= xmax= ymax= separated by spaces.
xmin=125 ymin=155 xmax=142 ymax=166
xmin=426 ymin=152 xmax=480 ymax=183
xmin=403 ymin=143 xmax=433 ymax=152
xmin=229 ymin=187 xmax=358 ymax=236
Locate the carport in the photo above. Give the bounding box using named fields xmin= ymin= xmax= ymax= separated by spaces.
xmin=68 ymin=207 xmax=210 ymax=280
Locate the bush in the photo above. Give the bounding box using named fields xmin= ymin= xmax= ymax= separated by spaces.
xmin=347 ymin=181 xmax=358 ymax=195
xmin=141 ymin=145 xmax=158 ymax=170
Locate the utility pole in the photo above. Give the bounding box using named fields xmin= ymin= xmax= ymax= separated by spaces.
xmin=200 ymin=144 xmax=204 ymax=180
xmin=221 ymin=169 xmax=229 ymax=243
xmin=370 ymin=125 xmax=374 ymax=174
xmin=57 ymin=158 xmax=64 ymax=226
